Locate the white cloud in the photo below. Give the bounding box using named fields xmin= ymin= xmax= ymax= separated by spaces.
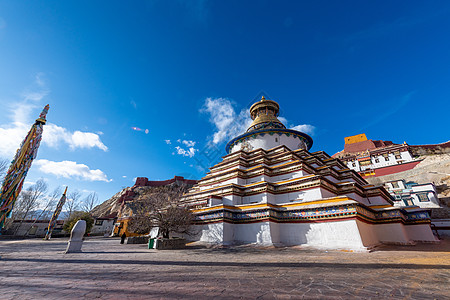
xmin=290 ymin=124 xmax=316 ymax=135
xmin=165 ymin=139 xmax=171 ymax=144
xmin=0 ymin=122 xmax=29 ymax=158
xmin=169 ymin=139 xmax=198 ymax=157
xmin=0 ymin=74 xmax=108 ymax=158
xmin=201 ymin=97 xmax=317 ymax=144
xmin=43 ymin=123 xmax=108 ymax=151
xmin=35 ymin=72 xmax=45 ymax=87
xmin=22 ymin=90 xmax=49 ymax=102
xmin=70 ymin=131 xmax=108 ymax=151
xmin=35 ymin=159 xmax=111 ymax=182
xmin=175 ymin=146 xmax=198 ymax=158
xmin=181 ymin=140 xmax=196 ymax=147
xmin=201 ymin=97 xmax=252 ymax=144
xmin=122 ymin=175 xmax=127 ymax=178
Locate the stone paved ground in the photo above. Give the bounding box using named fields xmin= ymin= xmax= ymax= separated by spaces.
xmin=0 ymin=237 xmax=449 ymax=300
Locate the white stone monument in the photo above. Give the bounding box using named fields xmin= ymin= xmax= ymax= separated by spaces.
xmin=65 ymin=220 xmax=86 ymax=253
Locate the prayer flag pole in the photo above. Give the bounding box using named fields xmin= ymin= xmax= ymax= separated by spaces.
xmin=0 ymin=105 xmax=49 ymax=233
xmin=44 ymin=186 xmax=68 ymax=240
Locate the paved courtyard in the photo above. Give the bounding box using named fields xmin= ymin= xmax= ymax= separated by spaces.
xmin=0 ymin=237 xmax=449 ymax=299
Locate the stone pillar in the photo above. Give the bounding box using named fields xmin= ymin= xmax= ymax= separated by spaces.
xmin=65 ymin=220 xmax=86 ymax=253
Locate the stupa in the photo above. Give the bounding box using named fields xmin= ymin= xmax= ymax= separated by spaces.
xmin=182 ymin=96 xmax=437 ymax=251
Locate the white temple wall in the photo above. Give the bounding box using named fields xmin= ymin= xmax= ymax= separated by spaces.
xmin=301 ymin=187 xmax=323 ymax=202
xmin=304 ymin=220 xmax=366 ymax=250
xmin=233 ymin=222 xmax=273 ymax=245
xmin=372 ymin=223 xmax=410 ymax=244
xmin=272 ymin=171 xmax=306 ymax=183
xmin=236 ymin=178 xmax=246 ymax=185
xmin=242 ymin=194 xmax=264 ymax=204
xmin=277 ymin=223 xmax=310 ymax=245
xmin=230 ymin=134 xmax=306 ymax=153
xmin=246 ymin=176 xmax=264 ymax=185
xmin=355 ymin=220 xmax=380 ymax=247
xmin=403 ymin=224 xmax=438 ymax=242
xmin=196 ymin=222 xmax=234 ymax=245
xmin=222 ymin=197 xmax=233 ymax=206
xmin=345 ymin=193 xmax=390 ymax=206
xmin=227 ymin=194 xmax=242 ymax=205
xmin=369 ymin=195 xmax=392 ymax=206
xmin=193 ymin=219 xmax=436 ymax=249
xmin=345 ymin=193 xmax=370 ymax=205
xmin=320 ymin=189 xmax=336 ymax=199
xmin=325 ymin=175 xmax=340 ymax=184
xmin=347 ymin=150 xmax=414 ymax=172
xmin=269 ymin=222 xmax=280 ymax=244
xmin=274 ymin=191 xmax=306 ymax=204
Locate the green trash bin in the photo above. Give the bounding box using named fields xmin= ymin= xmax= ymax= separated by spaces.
xmin=148 ymin=238 xmax=155 ymax=249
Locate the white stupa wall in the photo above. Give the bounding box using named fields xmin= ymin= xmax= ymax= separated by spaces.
xmin=193 ymin=217 xmax=436 ymax=250
xmin=372 ymin=223 xmax=410 ymax=244
xmin=233 ymin=222 xmax=273 ymax=245
xmin=356 ymin=220 xmax=380 ymax=247
xmin=198 ymin=222 xmax=235 ymax=245
xmin=230 ymin=134 xmax=307 ymax=153
xmin=195 ymin=220 xmax=369 ymax=251
xmin=403 ymin=224 xmax=438 ymax=242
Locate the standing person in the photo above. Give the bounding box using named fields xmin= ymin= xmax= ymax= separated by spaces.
xmin=120 ymin=232 xmax=126 ymax=244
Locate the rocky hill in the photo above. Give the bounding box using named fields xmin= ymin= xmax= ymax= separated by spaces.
xmin=91 ymin=176 xmax=197 ymax=218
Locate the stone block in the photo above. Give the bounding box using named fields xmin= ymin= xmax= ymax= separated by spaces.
xmin=155 ymin=238 xmax=186 ymax=250
xmin=127 ymin=236 xmax=149 ymax=244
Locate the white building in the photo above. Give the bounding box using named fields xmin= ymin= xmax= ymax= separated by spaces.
xmin=91 ymin=217 xmax=116 ymax=236
xmin=182 ymin=97 xmax=437 ymax=251
xmin=333 ymin=134 xmax=421 ymax=178
xmin=384 ymin=180 xmax=441 ymax=208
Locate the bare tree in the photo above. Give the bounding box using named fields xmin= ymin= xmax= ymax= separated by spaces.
xmin=81 ymin=192 xmax=98 ymax=213
xmin=66 ymin=190 xmax=81 ymax=220
xmin=24 ymin=186 xmax=64 ymax=235
xmin=12 ymin=179 xmax=48 ymax=235
xmin=127 ymin=184 xmax=193 ymax=238
xmin=40 ymin=186 xmax=63 ymax=220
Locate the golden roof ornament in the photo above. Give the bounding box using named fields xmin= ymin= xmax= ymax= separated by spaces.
xmin=247 ymin=96 xmax=285 ymax=132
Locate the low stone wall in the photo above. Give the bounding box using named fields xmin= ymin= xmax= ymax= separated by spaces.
xmin=155 ymin=238 xmax=186 ymax=250
xmin=410 ymin=141 xmax=450 ymax=156
xmin=127 ymin=236 xmax=149 ymax=244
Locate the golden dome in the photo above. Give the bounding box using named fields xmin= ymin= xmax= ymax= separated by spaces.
xmin=247 ymin=96 xmax=285 ymax=132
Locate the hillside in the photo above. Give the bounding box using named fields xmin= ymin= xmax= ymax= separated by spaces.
xmin=91 ymin=176 xmax=197 ymax=218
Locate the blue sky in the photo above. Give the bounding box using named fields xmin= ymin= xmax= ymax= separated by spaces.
xmin=0 ymin=1 xmax=449 ymax=206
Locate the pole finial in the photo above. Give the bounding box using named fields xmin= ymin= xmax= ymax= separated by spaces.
xmin=36 ymin=104 xmax=50 ymax=124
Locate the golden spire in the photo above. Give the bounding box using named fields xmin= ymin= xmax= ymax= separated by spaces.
xmin=247 ymin=96 xmax=285 ymax=132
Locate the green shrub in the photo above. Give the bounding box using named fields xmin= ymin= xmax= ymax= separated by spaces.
xmin=63 ymin=211 xmax=94 ymax=235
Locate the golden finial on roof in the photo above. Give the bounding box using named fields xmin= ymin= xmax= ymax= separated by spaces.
xmin=247 ymin=96 xmax=285 ymax=132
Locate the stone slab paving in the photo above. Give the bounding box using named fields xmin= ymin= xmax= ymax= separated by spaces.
xmin=0 ymin=237 xmax=449 ymax=299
